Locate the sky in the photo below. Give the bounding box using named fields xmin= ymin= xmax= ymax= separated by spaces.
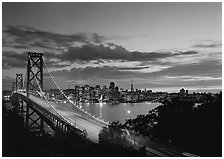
xmin=2 ymin=2 xmax=222 ymax=92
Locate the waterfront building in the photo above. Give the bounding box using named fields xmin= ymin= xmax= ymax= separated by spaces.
xmin=180 ymin=88 xmax=186 ymax=97
xmin=109 ymin=82 xmax=115 ymax=91
xmin=126 ymin=82 xmax=138 ymax=102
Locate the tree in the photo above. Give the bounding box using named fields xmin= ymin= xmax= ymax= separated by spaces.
xmin=122 ymin=92 xmax=222 ymax=156
xmin=98 ymin=121 xmax=145 ymax=156
xmin=99 ymin=121 xmax=128 ymax=147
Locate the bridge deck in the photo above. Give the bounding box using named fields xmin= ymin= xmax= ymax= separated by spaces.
xmin=19 ymin=93 xmax=106 ymax=143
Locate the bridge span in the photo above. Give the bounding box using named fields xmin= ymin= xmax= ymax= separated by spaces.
xmin=16 ymin=92 xmax=107 ymax=143
xmin=10 ymin=52 xmax=110 ymax=143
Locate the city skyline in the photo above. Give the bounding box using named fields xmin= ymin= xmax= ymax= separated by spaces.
xmin=2 ymin=2 xmax=222 ymax=92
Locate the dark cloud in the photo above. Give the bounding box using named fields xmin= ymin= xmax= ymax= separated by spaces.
xmin=29 ymin=41 xmax=55 ymax=50
xmin=55 ymin=43 xmax=180 ymax=63
xmin=2 ymin=50 xmax=63 ymax=69
xmin=11 ymin=45 xmax=30 ymax=49
xmin=47 ymin=57 xmax=221 ymax=87
xmin=178 ymin=50 xmax=198 ymax=55
xmin=2 ymin=25 xmax=221 ymax=91
xmin=57 ymin=44 xmax=129 ymax=61
xmin=54 ymin=44 xmax=201 ymax=63
xmin=119 ymin=66 xmax=150 ymax=70
xmin=2 ymin=37 xmax=29 ymax=49
xmin=45 ymin=60 xmax=71 ymax=68
xmin=2 ymin=51 xmax=27 ymax=69
xmin=3 ymin=25 xmax=105 ymax=51
xmin=50 ymin=66 xmax=145 ymax=80
xmin=91 ymin=33 xmax=105 ymax=43
xmin=3 ymin=25 xmax=203 ymax=68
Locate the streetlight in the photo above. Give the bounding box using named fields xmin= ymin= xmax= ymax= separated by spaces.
xmin=127 ymin=110 xmax=135 ymax=145
xmin=105 ymin=104 xmax=106 ymax=121
xmin=75 ymin=112 xmax=76 ymax=127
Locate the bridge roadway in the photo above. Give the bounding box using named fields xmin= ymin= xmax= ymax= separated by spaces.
xmin=19 ymin=93 xmax=106 ymax=143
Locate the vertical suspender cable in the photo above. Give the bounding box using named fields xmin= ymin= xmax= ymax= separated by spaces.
xmin=33 ymin=75 xmax=77 ymax=128
xmin=42 ymin=58 xmax=109 ymax=125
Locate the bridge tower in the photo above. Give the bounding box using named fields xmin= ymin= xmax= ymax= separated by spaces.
xmin=12 ymin=81 xmax=16 ymax=92
xmin=15 ymin=74 xmax=25 ymax=114
xmin=26 ymin=52 xmax=44 ymax=133
xmin=26 ymin=52 xmax=43 ymax=97
xmin=15 ymin=74 xmax=23 ymax=92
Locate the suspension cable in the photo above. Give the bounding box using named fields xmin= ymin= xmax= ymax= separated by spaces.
xmin=23 ymin=64 xmax=27 ymax=90
xmin=42 ymin=58 xmax=109 ymax=125
xmin=33 ymin=75 xmax=78 ymax=129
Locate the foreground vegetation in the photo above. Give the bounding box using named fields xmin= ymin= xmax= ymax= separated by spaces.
xmin=98 ymin=121 xmax=145 ymax=156
xmin=124 ymin=92 xmax=222 ymax=156
xmin=3 ymin=92 xmax=221 ymax=156
xmin=2 ymin=100 xmax=144 ymax=157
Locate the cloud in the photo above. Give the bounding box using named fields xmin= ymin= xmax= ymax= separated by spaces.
xmin=192 ymin=40 xmax=222 ymax=48
xmin=119 ymin=66 xmax=150 ymax=70
xmin=2 ymin=25 xmax=222 ymax=91
xmin=178 ymin=50 xmax=198 ymax=55
xmin=2 ymin=76 xmax=14 ymax=90
xmin=3 ymin=25 xmax=202 ymax=67
xmin=49 ymin=66 xmax=144 ymax=80
xmin=45 ymin=60 xmax=71 ymax=68
xmin=163 ymin=75 xmax=222 ymax=82
xmin=150 ymin=58 xmax=222 ymax=78
xmin=2 ymin=51 xmax=27 ymax=69
xmin=41 ymin=58 xmax=221 ymax=90
xmin=54 ymin=43 xmax=195 ymax=63
xmin=48 ymin=55 xmax=221 ymax=82
xmin=2 ymin=50 xmax=66 ymax=69
xmin=3 ymin=25 xmax=105 ymax=51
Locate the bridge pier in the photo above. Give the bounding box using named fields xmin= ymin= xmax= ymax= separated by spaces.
xmin=14 ymin=94 xmax=85 ymax=137
xmin=25 ymin=102 xmax=29 ymax=127
xmin=25 ymin=101 xmax=44 ymax=133
xmin=11 ymin=94 xmax=26 ymax=117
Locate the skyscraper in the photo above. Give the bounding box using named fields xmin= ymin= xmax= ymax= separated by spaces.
xmin=131 ymin=81 xmax=134 ymax=92
xmin=109 ymin=82 xmax=115 ymax=90
xmin=180 ymin=88 xmax=186 ymax=97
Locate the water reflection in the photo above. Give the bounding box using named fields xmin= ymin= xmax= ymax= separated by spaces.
xmin=55 ymin=102 xmax=161 ymax=124
xmin=81 ymin=102 xmax=160 ymax=123
xmin=99 ymin=103 xmax=103 ymax=119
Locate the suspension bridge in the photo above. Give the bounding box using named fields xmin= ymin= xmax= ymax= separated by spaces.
xmin=11 ymin=52 xmax=109 ymax=143
xmin=9 ymin=52 xmax=196 ymax=157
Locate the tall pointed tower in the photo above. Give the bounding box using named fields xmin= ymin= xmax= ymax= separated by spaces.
xmin=131 ymin=81 xmax=134 ymax=92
